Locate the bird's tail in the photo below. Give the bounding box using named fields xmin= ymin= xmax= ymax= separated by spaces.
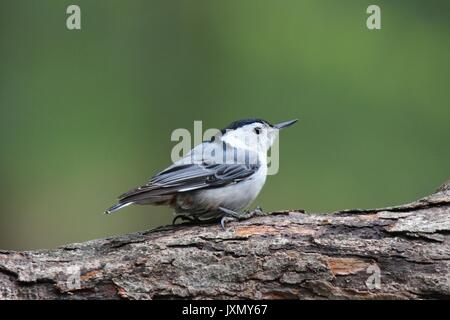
xmin=104 ymin=201 xmax=133 ymax=214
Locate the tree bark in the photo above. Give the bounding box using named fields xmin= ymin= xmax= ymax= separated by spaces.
xmin=1 ymin=182 xmax=450 ymax=300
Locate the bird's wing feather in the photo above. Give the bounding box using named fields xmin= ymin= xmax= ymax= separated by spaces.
xmin=118 ymin=162 xmax=259 ymax=202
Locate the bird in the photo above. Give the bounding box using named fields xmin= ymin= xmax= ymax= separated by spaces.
xmin=105 ymin=118 xmax=298 ymax=229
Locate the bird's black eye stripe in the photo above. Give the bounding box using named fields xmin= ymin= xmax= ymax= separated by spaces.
xmin=254 ymin=127 xmax=261 ymax=134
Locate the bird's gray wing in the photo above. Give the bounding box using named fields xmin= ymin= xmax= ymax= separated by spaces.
xmin=118 ymin=162 xmax=259 ymax=202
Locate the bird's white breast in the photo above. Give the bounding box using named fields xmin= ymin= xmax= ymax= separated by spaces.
xmin=193 ymin=163 xmax=267 ymax=212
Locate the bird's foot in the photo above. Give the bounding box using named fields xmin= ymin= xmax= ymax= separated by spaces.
xmin=243 ymin=206 xmax=266 ymax=217
xmin=172 ymin=214 xmax=195 ymax=225
xmin=220 ymin=216 xmax=238 ymax=231
xmin=218 ymin=206 xmax=266 ymax=230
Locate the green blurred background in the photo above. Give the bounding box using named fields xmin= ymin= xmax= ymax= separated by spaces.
xmin=0 ymin=1 xmax=449 ymax=250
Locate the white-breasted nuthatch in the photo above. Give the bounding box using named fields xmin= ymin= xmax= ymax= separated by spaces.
xmin=105 ymin=118 xmax=298 ymax=229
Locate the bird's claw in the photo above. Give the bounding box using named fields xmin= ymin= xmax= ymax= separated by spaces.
xmin=253 ymin=206 xmax=267 ymax=216
xmin=219 ymin=207 xmax=241 ymax=218
xmin=218 ymin=206 xmax=266 ymax=230
xmin=220 ymin=216 xmax=237 ymax=231
xmin=242 ymin=206 xmax=266 ymax=218
xmin=172 ymin=214 xmax=194 ymax=225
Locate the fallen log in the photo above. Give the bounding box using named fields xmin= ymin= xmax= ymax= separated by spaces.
xmin=1 ymin=181 xmax=449 ymax=299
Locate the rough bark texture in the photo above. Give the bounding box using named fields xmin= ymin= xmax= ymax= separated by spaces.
xmin=1 ymin=182 xmax=450 ymax=300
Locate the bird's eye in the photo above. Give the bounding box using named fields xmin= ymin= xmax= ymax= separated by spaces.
xmin=254 ymin=127 xmax=261 ymax=135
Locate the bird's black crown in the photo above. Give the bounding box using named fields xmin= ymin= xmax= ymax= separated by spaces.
xmin=221 ymin=118 xmax=272 ymax=134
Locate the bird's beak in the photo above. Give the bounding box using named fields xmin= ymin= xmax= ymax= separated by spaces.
xmin=273 ymin=119 xmax=298 ymax=130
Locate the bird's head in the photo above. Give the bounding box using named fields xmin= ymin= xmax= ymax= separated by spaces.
xmin=219 ymin=118 xmax=298 ymax=153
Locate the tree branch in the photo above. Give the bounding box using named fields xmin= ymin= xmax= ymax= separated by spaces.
xmin=1 ymin=181 xmax=450 ymax=299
